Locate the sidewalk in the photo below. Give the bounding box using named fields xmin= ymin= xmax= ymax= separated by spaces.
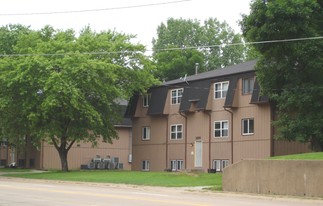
xmin=0 ymin=169 xmax=47 ymax=175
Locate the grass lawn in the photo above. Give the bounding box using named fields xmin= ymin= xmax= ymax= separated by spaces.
xmin=271 ymin=152 xmax=323 ymax=160
xmin=2 ymin=152 xmax=321 ymax=189
xmin=0 ymin=168 xmax=32 ymax=172
xmin=2 ymin=170 xmax=222 ymax=189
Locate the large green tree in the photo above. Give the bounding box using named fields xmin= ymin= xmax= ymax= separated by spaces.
xmin=152 ymin=18 xmax=246 ymax=81
xmin=0 ymin=25 xmax=157 ymax=171
xmin=241 ymin=0 xmax=323 ymax=150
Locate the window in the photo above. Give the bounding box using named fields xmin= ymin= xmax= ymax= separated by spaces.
xmin=142 ymin=94 xmax=150 ymax=107
xmin=213 ymin=159 xmax=229 ymax=172
xmin=142 ymin=126 xmax=150 ymax=140
xmin=1 ymin=138 xmax=7 ymax=147
xmin=171 ymin=160 xmax=184 ymax=171
xmin=222 ymin=160 xmax=229 ymax=170
xmin=242 ymin=118 xmax=254 ymax=135
xmin=171 ymin=88 xmax=183 ymax=104
xmin=214 ymin=81 xmax=229 ymax=99
xmin=214 ymin=121 xmax=228 ymax=137
xmin=170 ymin=124 xmax=183 ymax=140
xmin=142 ymin=160 xmax=150 ymax=171
xmin=243 ymin=78 xmax=254 ymax=94
xmin=0 ymin=160 xmax=7 ymax=166
xmin=0 ymin=141 xmax=7 ymax=147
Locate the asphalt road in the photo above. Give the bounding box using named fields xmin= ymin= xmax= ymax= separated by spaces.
xmin=0 ymin=177 xmax=322 ymax=206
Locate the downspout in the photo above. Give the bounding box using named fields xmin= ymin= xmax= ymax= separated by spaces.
xmin=165 ymin=115 xmax=169 ymax=170
xmin=25 ymin=135 xmax=28 ymax=168
xmin=179 ymin=111 xmax=188 ymax=170
xmin=7 ymin=144 xmax=9 ymax=166
xmin=207 ymin=111 xmax=212 ymax=170
xmin=270 ymin=103 xmax=275 ymax=157
xmin=129 ymin=127 xmax=132 ymax=166
xmin=224 ymin=107 xmax=234 ymax=164
xmin=40 ymin=140 xmax=44 ymax=170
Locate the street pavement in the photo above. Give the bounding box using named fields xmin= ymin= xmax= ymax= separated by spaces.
xmin=0 ymin=177 xmax=323 ymax=206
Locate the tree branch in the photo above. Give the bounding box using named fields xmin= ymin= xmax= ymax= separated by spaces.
xmin=67 ymin=139 xmax=76 ymax=151
xmin=51 ymin=136 xmax=60 ymax=151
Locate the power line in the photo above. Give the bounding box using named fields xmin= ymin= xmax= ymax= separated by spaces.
xmin=155 ymin=36 xmax=323 ymax=51
xmin=0 ymin=51 xmax=140 ymax=57
xmin=0 ymin=0 xmax=191 ymax=16
xmin=0 ymin=36 xmax=321 ymax=58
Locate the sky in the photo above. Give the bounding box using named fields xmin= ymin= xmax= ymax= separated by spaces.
xmin=0 ymin=0 xmax=252 ymax=50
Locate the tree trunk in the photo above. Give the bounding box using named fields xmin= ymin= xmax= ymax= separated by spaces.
xmin=51 ymin=134 xmax=75 ymax=172
xmin=58 ymin=147 xmax=69 ymax=172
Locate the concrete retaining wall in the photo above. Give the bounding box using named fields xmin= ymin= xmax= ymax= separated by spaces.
xmin=222 ymin=160 xmax=323 ymax=197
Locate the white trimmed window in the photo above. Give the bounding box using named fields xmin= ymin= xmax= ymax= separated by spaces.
xmin=213 ymin=159 xmax=229 ymax=172
xmin=171 ymin=88 xmax=183 ymax=104
xmin=142 ymin=160 xmax=150 ymax=171
xmin=142 ymin=126 xmax=150 ymax=140
xmin=242 ymin=78 xmax=254 ymax=94
xmin=214 ymin=81 xmax=229 ymax=99
xmin=214 ymin=121 xmax=228 ymax=137
xmin=171 ymin=160 xmax=184 ymax=171
xmin=142 ymin=94 xmax=150 ymax=107
xmin=170 ymin=124 xmax=183 ymax=140
xmin=222 ymin=160 xmax=229 ymax=170
xmin=242 ymin=118 xmax=254 ymax=135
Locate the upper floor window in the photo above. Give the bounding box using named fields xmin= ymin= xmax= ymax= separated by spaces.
xmin=142 ymin=126 xmax=150 ymax=140
xmin=214 ymin=121 xmax=228 ymax=137
xmin=171 ymin=88 xmax=183 ymax=104
xmin=170 ymin=124 xmax=183 ymax=140
xmin=142 ymin=94 xmax=150 ymax=107
xmin=242 ymin=77 xmax=254 ymax=94
xmin=214 ymin=81 xmax=229 ymax=99
xmin=242 ymin=118 xmax=254 ymax=135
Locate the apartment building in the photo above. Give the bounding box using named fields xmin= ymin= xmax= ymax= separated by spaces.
xmin=0 ymin=102 xmax=133 ymax=170
xmin=126 ymin=60 xmax=311 ymax=172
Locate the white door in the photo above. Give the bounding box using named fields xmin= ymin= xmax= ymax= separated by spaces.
xmin=195 ymin=141 xmax=202 ymax=167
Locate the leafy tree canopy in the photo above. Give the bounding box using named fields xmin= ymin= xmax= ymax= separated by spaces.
xmin=0 ymin=24 xmax=158 ymax=171
xmin=241 ymin=0 xmax=323 ymax=150
xmin=152 ymin=18 xmax=246 ymax=81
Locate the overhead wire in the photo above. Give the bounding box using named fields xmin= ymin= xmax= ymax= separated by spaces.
xmin=0 ymin=0 xmax=191 ymax=16
xmin=0 ymin=36 xmax=322 ymax=57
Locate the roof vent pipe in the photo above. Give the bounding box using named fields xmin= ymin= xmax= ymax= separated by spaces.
xmin=195 ymin=63 xmax=199 ymax=75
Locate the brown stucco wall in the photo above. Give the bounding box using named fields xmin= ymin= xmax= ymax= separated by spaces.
xmin=222 ymin=159 xmax=323 ymax=197
xmin=40 ymin=127 xmax=132 ymax=170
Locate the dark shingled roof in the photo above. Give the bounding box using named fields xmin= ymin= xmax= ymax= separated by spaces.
xmin=179 ymin=80 xmax=212 ymax=112
xmin=224 ymin=76 xmax=238 ymax=108
xmin=124 ymin=60 xmax=268 ymax=118
xmin=250 ymin=80 xmax=270 ymax=104
xmin=163 ymin=60 xmax=257 ymax=85
xmin=116 ymin=102 xmax=132 ymax=127
xmin=147 ymin=86 xmax=169 ymax=115
xmin=124 ymin=94 xmax=139 ymax=118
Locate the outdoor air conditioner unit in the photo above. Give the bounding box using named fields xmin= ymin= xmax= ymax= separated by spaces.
xmin=113 ymin=157 xmax=119 ymax=163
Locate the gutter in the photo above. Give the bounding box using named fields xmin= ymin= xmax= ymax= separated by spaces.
xmin=165 ymin=115 xmax=169 ymax=170
xmin=179 ymin=111 xmax=188 ymax=170
xmin=207 ymin=111 xmax=212 ymax=170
